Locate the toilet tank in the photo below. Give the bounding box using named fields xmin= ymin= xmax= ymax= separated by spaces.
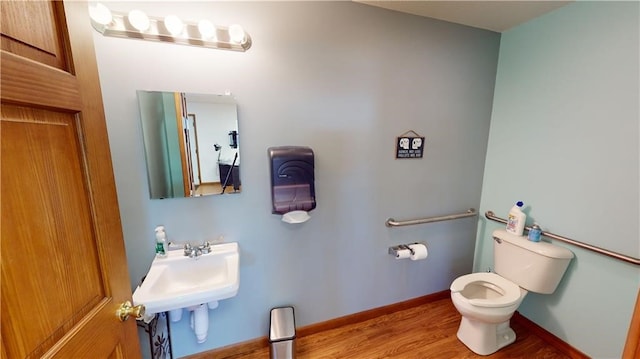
xmin=493 ymin=229 xmax=573 ymax=294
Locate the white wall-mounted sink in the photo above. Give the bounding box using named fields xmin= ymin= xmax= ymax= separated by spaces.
xmin=133 ymin=242 xmax=239 ymax=314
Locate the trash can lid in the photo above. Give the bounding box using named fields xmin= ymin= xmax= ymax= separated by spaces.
xmin=270 ymin=306 xmax=296 ymax=342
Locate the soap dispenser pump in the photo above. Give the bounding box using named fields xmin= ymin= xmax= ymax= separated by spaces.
xmin=155 ymin=226 xmax=167 ymax=258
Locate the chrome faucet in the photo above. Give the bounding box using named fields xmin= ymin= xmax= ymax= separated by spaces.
xmin=188 ymin=246 xmax=201 ymax=258
xmin=184 ymin=241 xmax=212 ymax=258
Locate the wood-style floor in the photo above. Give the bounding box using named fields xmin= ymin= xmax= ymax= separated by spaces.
xmin=193 ymin=182 xmax=241 ymax=196
xmin=224 ymin=298 xmax=571 ymax=359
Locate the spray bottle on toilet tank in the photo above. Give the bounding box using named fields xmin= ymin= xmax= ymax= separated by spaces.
xmin=506 ymin=201 xmax=526 ymax=236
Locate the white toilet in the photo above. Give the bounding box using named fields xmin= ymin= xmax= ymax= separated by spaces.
xmin=450 ymin=229 xmax=574 ymax=355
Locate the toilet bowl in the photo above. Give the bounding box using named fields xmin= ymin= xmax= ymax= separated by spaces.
xmin=450 ymin=272 xmax=527 ymax=355
xmin=450 ymin=229 xmax=574 ymax=355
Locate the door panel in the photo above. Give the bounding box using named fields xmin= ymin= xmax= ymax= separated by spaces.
xmin=1 ymin=1 xmax=140 ymax=358
xmin=0 ymin=0 xmax=67 ymax=69
xmin=0 ymin=51 xmax=82 ymax=111
xmin=2 ymin=105 xmax=104 ymax=358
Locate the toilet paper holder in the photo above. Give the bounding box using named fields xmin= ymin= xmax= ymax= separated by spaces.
xmin=388 ymin=243 xmax=420 ymax=257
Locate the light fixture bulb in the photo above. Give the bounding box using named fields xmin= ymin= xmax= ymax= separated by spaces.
xmin=228 ymin=24 xmax=246 ymax=44
xmin=128 ymin=9 xmax=150 ymax=31
xmin=164 ymin=15 xmax=184 ymax=36
xmin=89 ymin=2 xmax=112 ymax=25
xmin=198 ymin=19 xmax=217 ymax=40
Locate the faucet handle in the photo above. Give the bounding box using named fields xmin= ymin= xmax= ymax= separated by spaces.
xmin=183 ymin=243 xmax=193 ymax=256
xmin=199 ymin=241 xmax=211 ymax=254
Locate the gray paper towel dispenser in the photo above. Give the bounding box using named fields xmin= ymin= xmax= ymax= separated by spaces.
xmin=268 ymin=146 xmax=316 ymax=214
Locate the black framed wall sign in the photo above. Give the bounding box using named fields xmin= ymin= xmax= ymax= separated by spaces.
xmin=396 ymin=130 xmax=425 ymax=159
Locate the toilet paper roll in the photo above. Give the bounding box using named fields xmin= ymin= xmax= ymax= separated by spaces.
xmin=395 ymin=248 xmax=411 ymax=259
xmin=409 ymin=243 xmax=428 ymax=261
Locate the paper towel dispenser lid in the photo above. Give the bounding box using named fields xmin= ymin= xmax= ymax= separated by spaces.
xmin=268 ymin=146 xmax=316 ymax=214
xmin=269 ymin=306 xmax=296 ymax=342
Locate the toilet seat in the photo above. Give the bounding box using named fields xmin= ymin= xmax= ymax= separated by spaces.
xmin=450 ymin=272 xmax=522 ymax=308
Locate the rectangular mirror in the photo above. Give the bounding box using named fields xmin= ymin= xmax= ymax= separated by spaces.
xmin=137 ymin=91 xmax=241 ymax=199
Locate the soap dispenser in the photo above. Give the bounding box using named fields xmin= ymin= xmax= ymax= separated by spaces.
xmin=155 ymin=226 xmax=167 ymax=258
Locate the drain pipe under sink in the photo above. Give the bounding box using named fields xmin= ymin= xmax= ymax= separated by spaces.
xmin=190 ymin=304 xmax=209 ymax=343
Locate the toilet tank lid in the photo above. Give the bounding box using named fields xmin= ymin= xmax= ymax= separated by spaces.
xmin=492 ymin=229 xmax=574 ymax=259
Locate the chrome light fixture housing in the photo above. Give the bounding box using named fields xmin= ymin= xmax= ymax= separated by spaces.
xmin=89 ymin=3 xmax=252 ymax=52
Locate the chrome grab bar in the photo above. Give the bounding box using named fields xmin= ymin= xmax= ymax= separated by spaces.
xmin=385 ymin=208 xmax=477 ymax=227
xmin=485 ymin=210 xmax=640 ymax=266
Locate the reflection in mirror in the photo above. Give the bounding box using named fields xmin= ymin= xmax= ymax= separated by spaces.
xmin=137 ymin=91 xmax=241 ymax=199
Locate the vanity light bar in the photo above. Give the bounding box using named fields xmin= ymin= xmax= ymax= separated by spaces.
xmin=89 ymin=6 xmax=252 ymax=52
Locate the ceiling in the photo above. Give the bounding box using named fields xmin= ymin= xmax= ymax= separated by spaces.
xmin=355 ymin=1 xmax=573 ymax=32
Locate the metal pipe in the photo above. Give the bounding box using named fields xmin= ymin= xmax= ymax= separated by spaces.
xmin=386 ymin=208 xmax=477 ymax=227
xmin=485 ymin=211 xmax=640 ymax=266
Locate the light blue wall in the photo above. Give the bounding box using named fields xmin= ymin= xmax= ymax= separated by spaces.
xmin=476 ymin=1 xmax=640 ymax=358
xmin=92 ymin=2 xmax=499 ymax=357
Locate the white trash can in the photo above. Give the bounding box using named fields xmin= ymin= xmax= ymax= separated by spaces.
xmin=269 ymin=306 xmax=296 ymax=359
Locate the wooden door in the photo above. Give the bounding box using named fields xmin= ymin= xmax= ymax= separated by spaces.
xmin=174 ymin=92 xmax=192 ymax=197
xmin=1 ymin=1 xmax=141 ymax=358
xmin=623 ymin=288 xmax=640 ymax=359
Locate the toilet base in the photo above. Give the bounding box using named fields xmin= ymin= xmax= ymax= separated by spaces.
xmin=456 ymin=316 xmax=516 ymax=355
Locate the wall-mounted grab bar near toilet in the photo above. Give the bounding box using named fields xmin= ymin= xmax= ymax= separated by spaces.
xmin=385 ymin=208 xmax=477 ymax=227
xmin=485 ymin=210 xmax=640 ymax=266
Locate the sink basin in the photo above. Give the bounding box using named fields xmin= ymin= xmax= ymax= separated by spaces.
xmin=133 ymin=242 xmax=239 ymax=314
